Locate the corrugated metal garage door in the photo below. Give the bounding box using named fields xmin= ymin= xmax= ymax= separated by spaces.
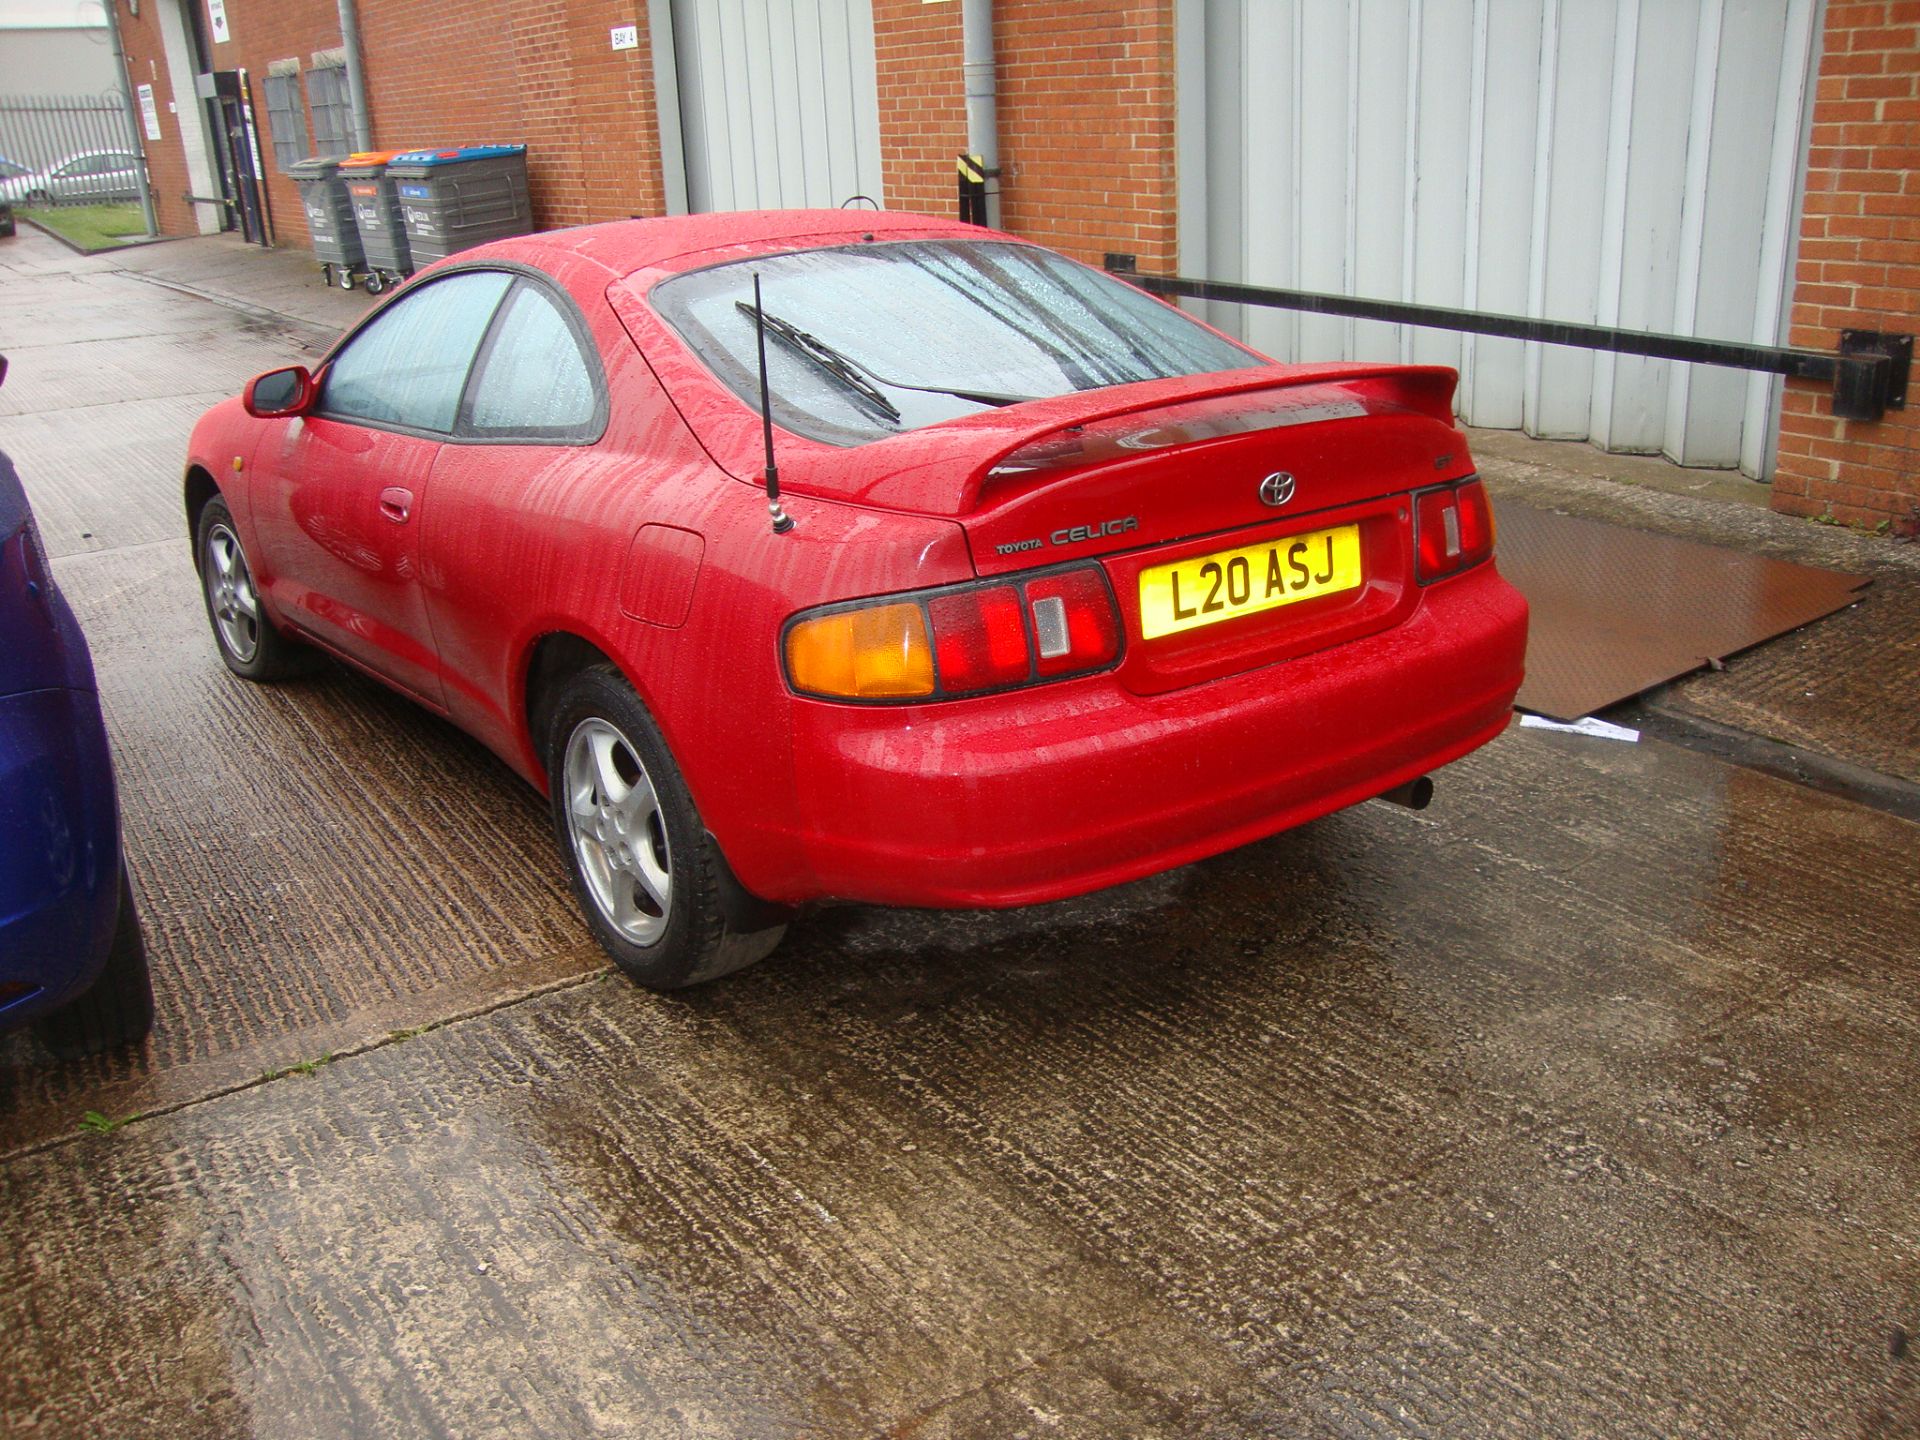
xmin=1176 ymin=0 xmax=1821 ymax=478
xmin=668 ymin=0 xmax=885 ymax=213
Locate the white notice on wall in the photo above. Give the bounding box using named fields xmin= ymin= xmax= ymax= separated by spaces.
xmin=208 ymin=0 xmax=230 ymax=43
xmin=610 ymin=24 xmax=638 ymax=50
xmin=137 ymin=84 xmax=162 ymax=139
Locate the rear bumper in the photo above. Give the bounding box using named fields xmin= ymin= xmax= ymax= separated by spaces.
xmin=749 ymin=564 xmax=1527 ymax=908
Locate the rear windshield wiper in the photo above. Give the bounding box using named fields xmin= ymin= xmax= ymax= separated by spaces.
xmin=739 ymin=300 xmax=900 ymax=424
xmin=737 ymin=301 xmax=1038 ymax=418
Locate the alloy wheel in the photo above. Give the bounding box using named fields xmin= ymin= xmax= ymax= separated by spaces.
xmin=204 ymin=522 xmax=262 ymax=664
xmin=563 ymin=716 xmax=672 ymax=945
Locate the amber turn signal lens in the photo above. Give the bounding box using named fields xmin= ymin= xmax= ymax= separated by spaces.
xmin=785 ymin=601 xmax=936 ymax=699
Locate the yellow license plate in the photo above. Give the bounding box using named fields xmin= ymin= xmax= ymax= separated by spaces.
xmin=1138 ymin=524 xmax=1363 ymax=639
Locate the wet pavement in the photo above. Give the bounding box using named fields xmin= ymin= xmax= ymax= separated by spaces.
xmin=2 ymin=227 xmax=1918 ymax=1437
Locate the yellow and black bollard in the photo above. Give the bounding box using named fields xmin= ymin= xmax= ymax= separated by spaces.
xmin=956 ymin=153 xmax=990 ymax=226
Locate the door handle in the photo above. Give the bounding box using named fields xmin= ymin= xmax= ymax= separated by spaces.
xmin=378 ymin=487 xmax=413 ymax=523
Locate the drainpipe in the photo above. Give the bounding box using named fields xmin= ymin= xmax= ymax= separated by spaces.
xmin=961 ymin=0 xmax=999 ymax=230
xmin=104 ymin=0 xmax=159 ymax=236
xmin=336 ymin=0 xmax=372 ymax=150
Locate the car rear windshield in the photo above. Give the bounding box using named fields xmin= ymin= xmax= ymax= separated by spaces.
xmin=650 ymin=240 xmax=1258 ymax=446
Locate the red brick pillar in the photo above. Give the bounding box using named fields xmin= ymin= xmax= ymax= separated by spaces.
xmin=870 ymin=0 xmax=1179 ymax=271
xmin=114 ymin=4 xmax=195 ymax=238
xmin=873 ymin=0 xmax=970 ymax=216
xmin=995 ymin=1 xmax=1178 ymax=270
xmin=1778 ymin=1 xmax=1920 ymax=537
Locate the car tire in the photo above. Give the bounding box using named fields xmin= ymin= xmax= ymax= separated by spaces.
xmin=545 ymin=665 xmax=786 ymax=990
xmin=34 ymin=870 xmax=154 ymax=1060
xmin=196 ymin=496 xmax=303 ymax=681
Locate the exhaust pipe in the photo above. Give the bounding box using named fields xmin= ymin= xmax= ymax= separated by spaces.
xmin=1375 ymin=776 xmax=1434 ymax=811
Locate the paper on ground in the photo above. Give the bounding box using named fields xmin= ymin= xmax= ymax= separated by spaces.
xmin=1519 ymin=715 xmax=1641 ymax=743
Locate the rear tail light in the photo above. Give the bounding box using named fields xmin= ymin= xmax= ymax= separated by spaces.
xmin=1415 ymin=479 xmax=1494 ymax=583
xmin=785 ymin=563 xmax=1123 ymax=702
xmin=782 ymin=601 xmax=934 ymax=699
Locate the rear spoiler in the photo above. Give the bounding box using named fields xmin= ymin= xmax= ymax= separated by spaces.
xmin=786 ymin=363 xmax=1461 ymax=517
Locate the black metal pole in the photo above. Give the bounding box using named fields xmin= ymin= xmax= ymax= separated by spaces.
xmin=1104 ymin=256 xmax=1911 ymax=422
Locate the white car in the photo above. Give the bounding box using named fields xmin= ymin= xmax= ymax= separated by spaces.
xmin=0 ymin=150 xmax=143 ymax=206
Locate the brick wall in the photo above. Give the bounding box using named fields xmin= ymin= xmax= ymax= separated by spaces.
xmin=872 ymin=0 xmax=968 ymax=217
xmin=115 ymin=7 xmax=196 ymax=238
xmin=870 ymin=0 xmax=1177 ymax=269
xmin=356 ymin=0 xmax=666 ymax=230
xmin=1777 ymin=0 xmax=1920 ymax=537
xmin=119 ymin=0 xmax=668 ymax=247
xmin=120 ymin=0 xmax=1182 ymax=274
xmin=216 ymin=0 xmax=351 ymax=252
xmin=994 ymin=1 xmax=1177 ymax=270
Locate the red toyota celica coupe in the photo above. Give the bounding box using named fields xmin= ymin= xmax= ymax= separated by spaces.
xmin=184 ymin=210 xmax=1527 ymax=988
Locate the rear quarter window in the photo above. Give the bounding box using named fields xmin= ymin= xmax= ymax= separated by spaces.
xmin=462 ymin=283 xmax=604 ymax=439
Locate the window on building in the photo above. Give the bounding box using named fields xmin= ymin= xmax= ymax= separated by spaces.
xmin=262 ymin=68 xmax=306 ymax=172
xmin=306 ymin=63 xmax=352 ymax=158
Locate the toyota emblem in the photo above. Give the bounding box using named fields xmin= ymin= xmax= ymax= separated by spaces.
xmin=1259 ymin=471 xmax=1297 ymax=507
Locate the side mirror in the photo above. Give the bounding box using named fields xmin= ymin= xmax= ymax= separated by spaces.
xmin=243 ymin=365 xmax=315 ymax=418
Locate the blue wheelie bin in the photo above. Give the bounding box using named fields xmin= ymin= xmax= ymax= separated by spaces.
xmin=386 ymin=145 xmax=532 ymax=265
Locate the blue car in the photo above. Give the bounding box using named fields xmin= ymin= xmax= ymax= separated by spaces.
xmin=0 ymin=418 xmax=152 ymax=1058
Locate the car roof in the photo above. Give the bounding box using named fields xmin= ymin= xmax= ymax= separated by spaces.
xmin=452 ymin=209 xmax=997 ymax=285
xmin=50 ymin=150 xmax=132 ymax=166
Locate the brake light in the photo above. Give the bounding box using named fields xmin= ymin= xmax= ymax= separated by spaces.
xmin=1415 ymin=479 xmax=1494 ymax=583
xmin=785 ymin=564 xmax=1123 ymax=702
xmin=930 ymin=584 xmax=1029 ymax=691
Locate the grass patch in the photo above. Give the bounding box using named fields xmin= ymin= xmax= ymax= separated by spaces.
xmin=261 ymin=1051 xmax=334 ymax=1082
xmin=23 ymin=202 xmax=152 ymax=253
xmin=78 ymin=1109 xmax=141 ymax=1135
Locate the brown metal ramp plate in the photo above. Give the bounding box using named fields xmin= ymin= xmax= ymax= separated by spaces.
xmin=1494 ymin=503 xmax=1870 ymax=722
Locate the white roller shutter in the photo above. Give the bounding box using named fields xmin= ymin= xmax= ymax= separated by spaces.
xmin=1176 ymin=0 xmax=1821 ymax=478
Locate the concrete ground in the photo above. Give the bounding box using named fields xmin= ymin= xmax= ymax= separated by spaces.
xmin=0 ymin=225 xmax=1916 ymax=1438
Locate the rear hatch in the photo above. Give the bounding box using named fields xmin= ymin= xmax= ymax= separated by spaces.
xmin=613 ymin=256 xmax=1476 ymax=695
xmin=930 ymin=366 xmax=1471 ymax=696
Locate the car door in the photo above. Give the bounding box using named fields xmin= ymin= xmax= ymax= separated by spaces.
xmin=417 ymin=275 xmax=611 ymax=750
xmin=101 ymin=153 xmax=138 ymax=201
xmin=67 ymin=155 xmax=102 ymax=202
xmin=48 ymin=157 xmax=87 ymax=201
xmin=249 ymin=268 xmax=513 ymax=707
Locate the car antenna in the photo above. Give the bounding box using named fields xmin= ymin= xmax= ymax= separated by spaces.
xmin=752 ymin=272 xmax=795 ymax=535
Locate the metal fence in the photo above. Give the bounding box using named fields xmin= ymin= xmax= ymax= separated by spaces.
xmin=0 ymin=94 xmax=143 ymax=208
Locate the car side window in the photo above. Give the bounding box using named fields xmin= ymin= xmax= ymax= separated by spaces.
xmin=463 ymin=283 xmax=602 ymax=437
xmin=320 ymin=270 xmax=513 ymax=434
